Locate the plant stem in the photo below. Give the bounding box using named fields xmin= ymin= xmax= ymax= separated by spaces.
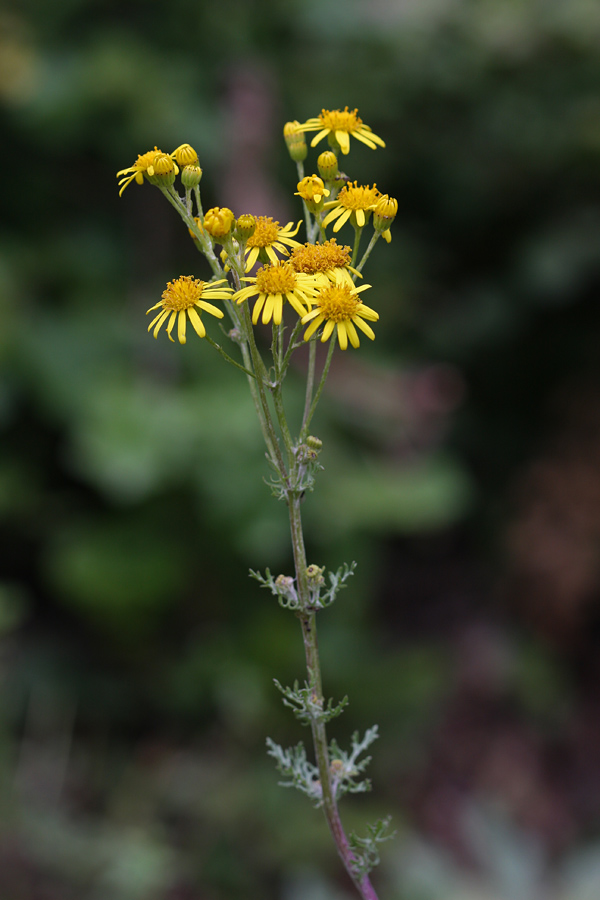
xmin=301 ymin=337 xmax=335 ymax=441
xmin=354 ymin=231 xmax=381 ymax=277
xmin=287 ymin=494 xmax=380 ymax=900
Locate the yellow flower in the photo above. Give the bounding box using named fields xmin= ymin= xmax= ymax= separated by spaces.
xmin=116 ymin=147 xmax=165 ymax=196
xmin=299 ymin=107 xmax=385 ymax=156
xmin=244 ymin=216 xmax=302 ymax=272
xmin=204 ymin=207 xmax=235 ymax=240
xmin=301 ymin=271 xmax=378 ymax=350
xmin=234 ymin=262 xmax=319 ymax=326
xmin=322 ymin=182 xmax=381 ymax=232
xmin=147 ymin=276 xmax=231 ymax=344
xmin=295 ymin=175 xmax=330 ymax=206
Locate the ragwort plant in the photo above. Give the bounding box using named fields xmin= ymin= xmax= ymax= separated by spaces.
xmin=117 ymin=107 xmax=397 ymax=900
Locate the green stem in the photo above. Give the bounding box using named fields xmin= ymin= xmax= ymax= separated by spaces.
xmin=350 ymin=226 xmax=364 ymax=268
xmin=159 ymin=186 xmax=222 ymax=278
xmin=301 ymin=337 xmax=335 ymax=440
xmin=302 ymin=337 xmax=317 ymax=433
xmin=240 ymin=301 xmax=288 ymax=478
xmin=204 ymin=335 xmax=255 ymax=378
xmin=287 ymin=495 xmax=380 ymax=900
xmin=354 ymin=231 xmax=381 ymax=278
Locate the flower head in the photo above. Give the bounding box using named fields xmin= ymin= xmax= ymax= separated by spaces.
xmin=204 ymin=207 xmax=235 ymax=240
xmin=295 ymin=175 xmax=330 ymax=212
xmin=322 ymin=181 xmax=381 ymax=232
xmin=116 ymin=147 xmax=165 ymax=196
xmin=146 ymin=152 xmax=179 ymax=187
xmin=301 ymin=271 xmax=378 ymax=350
xmin=171 ymin=143 xmax=199 ymax=167
xmin=289 ymin=239 xmax=354 ymax=281
xmin=299 ymin=107 xmax=386 ymax=156
xmin=234 ymin=262 xmax=318 ymax=325
xmin=147 ymin=276 xmax=232 ymax=344
xmin=373 ymin=194 xmax=398 ymax=243
xmin=244 ymin=216 xmax=302 ymax=272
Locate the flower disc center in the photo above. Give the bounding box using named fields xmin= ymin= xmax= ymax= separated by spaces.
xmin=320 ymin=108 xmax=362 ymax=132
xmin=317 ymin=285 xmax=361 ymax=321
xmin=161 ymin=276 xmax=205 ymax=310
xmin=247 ymin=217 xmax=280 ymax=249
xmin=255 ymin=264 xmax=297 ymax=294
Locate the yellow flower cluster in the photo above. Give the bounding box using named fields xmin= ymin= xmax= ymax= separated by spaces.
xmin=118 ymin=106 xmax=396 ymax=350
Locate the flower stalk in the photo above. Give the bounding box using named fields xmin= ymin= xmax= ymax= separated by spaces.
xmin=116 ymin=108 xmax=396 ymax=899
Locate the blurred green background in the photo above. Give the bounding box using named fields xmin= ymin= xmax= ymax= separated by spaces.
xmin=1 ymin=0 xmax=600 ymax=897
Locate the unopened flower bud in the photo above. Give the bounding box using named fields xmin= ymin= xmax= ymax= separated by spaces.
xmin=235 ymin=214 xmax=257 ymax=243
xmin=147 ymin=153 xmax=178 ymax=186
xmin=317 ymin=151 xmax=338 ymax=181
xmin=172 ymin=143 xmax=199 ymax=167
xmin=306 ymin=435 xmax=322 ymax=451
xmin=373 ymin=194 xmax=398 ymax=236
xmin=330 ymin=759 xmax=344 ymax=774
xmin=275 ymin=574 xmax=295 ymax=591
xmin=283 ymin=121 xmax=307 ymax=162
xmin=181 ymin=164 xmax=203 ymax=189
xmin=306 ymin=564 xmax=325 ymax=586
xmin=204 ymin=207 xmax=235 ymax=240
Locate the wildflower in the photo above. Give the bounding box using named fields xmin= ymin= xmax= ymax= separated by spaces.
xmin=234 ymin=262 xmax=318 ymax=326
xmin=373 ymin=194 xmax=398 ymax=243
xmin=289 ymin=239 xmax=356 ymax=281
xmin=299 ymin=107 xmax=385 ymax=156
xmin=244 ymin=216 xmax=302 ymax=272
xmin=295 ymin=175 xmax=330 ymax=212
xmin=116 ymin=147 xmax=165 ymax=196
xmin=322 ymin=182 xmax=381 ymax=232
xmin=283 ymin=121 xmax=307 ymax=162
xmin=171 ymin=143 xmax=199 ymax=167
xmin=301 ymin=271 xmax=378 ymax=350
xmin=146 ymin=152 xmax=179 ymax=187
xmin=204 ymin=207 xmax=235 ymax=240
xmin=147 ymin=276 xmax=231 ymax=344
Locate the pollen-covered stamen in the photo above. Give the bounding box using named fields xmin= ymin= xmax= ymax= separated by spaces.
xmin=319 ymin=107 xmax=363 ymax=133
xmin=316 ymin=284 xmax=363 ymax=322
xmin=246 ymin=217 xmax=281 ymax=249
xmin=335 ymin=182 xmax=380 ymax=211
xmin=161 ymin=276 xmax=206 ymax=310
xmin=290 ymin=240 xmax=351 ymax=274
xmin=255 ymin=263 xmax=298 ymax=295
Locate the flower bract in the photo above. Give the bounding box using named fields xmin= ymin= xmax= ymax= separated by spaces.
xmin=244 ymin=217 xmax=302 ymax=272
xmin=301 ymin=271 xmax=378 ymax=350
xmin=299 ymin=107 xmax=385 ymax=156
xmin=147 ymin=276 xmax=231 ymax=344
xmin=234 ymin=262 xmax=318 ymax=325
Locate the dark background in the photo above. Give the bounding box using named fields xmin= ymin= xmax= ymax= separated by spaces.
xmin=1 ymin=1 xmax=600 ymax=897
